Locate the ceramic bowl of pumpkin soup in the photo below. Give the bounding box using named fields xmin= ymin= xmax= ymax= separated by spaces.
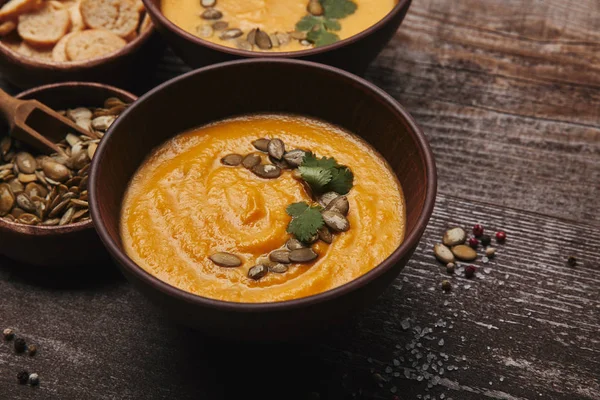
xmin=142 ymin=0 xmax=412 ymax=73
xmin=89 ymin=59 xmax=436 ymax=339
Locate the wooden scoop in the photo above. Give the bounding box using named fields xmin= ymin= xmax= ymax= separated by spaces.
xmin=0 ymin=87 xmax=99 ymax=155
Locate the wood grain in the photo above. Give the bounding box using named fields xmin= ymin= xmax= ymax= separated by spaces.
xmin=1 ymin=194 xmax=598 ymax=400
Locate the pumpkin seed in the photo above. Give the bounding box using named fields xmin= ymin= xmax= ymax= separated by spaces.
xmin=269 ymin=34 xmax=280 ymax=48
xmin=318 ymin=226 xmax=333 ymax=244
xmin=0 ymin=137 xmax=10 ymax=156
xmin=11 ymin=207 xmax=24 ymax=218
xmin=318 ymin=191 xmax=339 ymax=207
xmin=252 ymin=138 xmax=270 ymax=152
xmin=324 ymin=195 xmax=349 ymax=215
xmin=66 ymin=133 xmax=81 ymax=147
xmin=269 ymin=249 xmax=290 ymax=264
xmin=18 ymin=213 xmax=39 ymax=225
xmin=8 ymin=179 xmax=23 ymax=194
xmin=290 ymin=31 xmax=307 ymax=40
xmin=70 ymin=199 xmax=88 ymax=207
xmin=0 ymin=163 xmax=13 ymax=171
xmin=201 ymin=8 xmax=222 ymax=19
xmin=0 ymin=183 xmax=15 ymax=216
xmin=104 ymin=97 xmax=126 ymax=109
xmin=251 ymin=164 xmax=281 ymax=179
xmin=286 ymin=238 xmax=305 ymax=250
xmin=247 ymin=28 xmax=257 ymax=46
xmin=209 ymin=252 xmax=242 ymax=267
xmin=79 ymin=176 xmax=88 ymax=190
xmin=3 ymin=214 xmax=14 ymax=222
xmin=269 ymin=264 xmax=288 ymax=273
xmin=283 ymin=149 xmax=306 ymax=167
xmin=322 ymin=210 xmax=350 ymax=232
xmin=4 ymin=151 xmax=15 ymax=162
xmin=201 ymin=0 xmax=216 ymax=7
xmin=25 ymin=182 xmax=47 ymax=198
xmin=49 ymin=198 xmax=70 ymax=218
xmin=0 ymin=169 xmax=11 ymax=180
xmin=15 ymin=152 xmax=36 ymax=174
xmin=451 ymin=245 xmax=477 ymax=261
xmin=269 ymin=155 xmax=291 ymax=169
xmin=41 ymin=218 xmax=60 ymax=226
xmin=220 ymin=28 xmax=243 ymax=39
xmin=248 ymin=264 xmax=268 ymax=280
xmin=91 ymin=116 xmax=116 ymax=131
xmin=43 ymin=161 xmax=70 ymax=182
xmin=255 ymin=29 xmax=272 ymax=49
xmin=275 ymin=32 xmax=290 ymax=46
xmin=307 ymin=0 xmax=324 ymax=15
xmin=212 ymin=21 xmax=228 ymax=31
xmin=72 ymin=209 xmax=89 ymax=221
xmin=267 ymin=138 xmax=285 ymax=160
xmin=65 ymin=176 xmax=82 ymax=187
xmin=59 ymin=207 xmax=75 ymax=225
xmin=289 ymin=248 xmax=318 ymax=263
xmin=291 ymin=169 xmax=302 ymax=180
xmin=242 ymin=153 xmax=261 ymax=169
xmin=78 ymin=164 xmax=90 ymax=176
xmin=196 ymin=24 xmax=213 ymax=38
xmin=18 ymin=173 xmax=37 ymax=183
xmin=433 ymin=243 xmax=455 ymax=264
xmin=67 ymin=107 xmax=92 ymax=123
xmin=70 ymin=151 xmax=89 ymax=170
xmin=236 ymin=39 xmax=253 ymax=50
xmin=442 ymin=227 xmax=466 ymax=247
xmin=221 ymin=154 xmax=243 ymax=166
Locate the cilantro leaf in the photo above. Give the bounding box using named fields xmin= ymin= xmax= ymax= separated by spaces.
xmin=286 ymin=202 xmax=309 ymax=217
xmin=321 ymin=0 xmax=357 ymax=19
xmin=302 ymin=153 xmax=339 ymax=169
xmin=299 ymin=165 xmax=332 ymax=191
xmin=325 ymin=167 xmax=354 ymax=194
xmin=312 ymin=30 xmax=340 ymax=47
xmin=323 ymin=18 xmax=341 ymax=31
xmin=296 ymin=15 xmax=321 ymax=31
xmin=287 ymin=205 xmax=324 ymax=242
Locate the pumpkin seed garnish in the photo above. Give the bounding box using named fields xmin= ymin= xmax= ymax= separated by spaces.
xmin=242 ymin=153 xmax=261 ymax=169
xmin=318 ymin=191 xmax=339 ymax=207
xmin=321 ymin=210 xmax=349 ymax=232
xmin=247 ymin=28 xmax=257 ymax=46
xmin=255 ymin=29 xmax=272 ymax=49
xmin=267 ymin=138 xmax=285 ymax=160
xmin=289 ymin=248 xmax=318 ymax=263
xmin=251 ymin=164 xmax=281 ymax=179
xmin=209 ymin=252 xmax=242 ymax=267
xmin=269 ymin=264 xmax=288 ymax=273
xmin=324 ymin=195 xmax=349 ymax=215
xmin=252 ymin=138 xmax=270 ymax=152
xmin=248 ymin=264 xmax=268 ymax=280
xmin=283 ymin=149 xmax=306 ymax=167
xmin=286 ymin=238 xmax=305 ymax=250
xmin=269 ymin=250 xmax=291 ymax=264
xmin=220 ymin=28 xmax=243 ymax=40
xmin=212 ymin=21 xmax=228 ymax=31
xmin=201 ymin=8 xmax=222 ymax=19
xmin=236 ymin=39 xmax=253 ymax=51
xmin=201 ymin=0 xmax=216 ymax=7
xmin=317 ymin=226 xmax=333 ymax=243
xmin=221 ymin=153 xmax=243 ymax=166
xmin=196 ymin=24 xmax=213 ymax=38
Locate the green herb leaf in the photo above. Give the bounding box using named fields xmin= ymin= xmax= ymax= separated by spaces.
xmin=302 ymin=153 xmax=339 ymax=169
xmin=299 ymin=165 xmax=333 ymax=191
xmin=314 ymin=30 xmax=340 ymax=47
xmin=286 ymin=202 xmax=310 ymax=217
xmin=321 ymin=0 xmax=357 ymax=19
xmin=325 ymin=167 xmax=354 ymax=194
xmin=296 ymin=15 xmax=321 ymax=31
xmin=323 ymin=18 xmax=341 ymax=31
xmin=287 ymin=205 xmax=325 ymax=242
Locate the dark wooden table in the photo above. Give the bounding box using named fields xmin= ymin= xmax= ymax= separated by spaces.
xmin=2 ymin=0 xmax=599 ymax=399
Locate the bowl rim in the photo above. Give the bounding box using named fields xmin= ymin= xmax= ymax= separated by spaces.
xmin=0 ymin=23 xmax=154 ymax=70
xmin=90 ymin=58 xmax=437 ymax=311
xmin=142 ymin=0 xmax=411 ymax=58
xmin=0 ymin=81 xmax=137 ymax=237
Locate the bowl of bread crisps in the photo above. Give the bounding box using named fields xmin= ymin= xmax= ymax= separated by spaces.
xmin=0 ymin=0 xmax=159 ymax=89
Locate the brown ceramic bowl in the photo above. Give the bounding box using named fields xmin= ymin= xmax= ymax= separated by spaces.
xmin=0 ymin=82 xmax=137 ymax=267
xmin=89 ymin=59 xmax=436 ymax=339
xmin=0 ymin=20 xmax=159 ymax=90
xmin=142 ymin=0 xmax=411 ymax=74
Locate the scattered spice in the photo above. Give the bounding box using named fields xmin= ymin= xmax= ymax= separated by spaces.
xmin=441 ymin=280 xmax=452 ymax=292
xmin=567 ymin=256 xmax=577 ymax=267
xmin=17 ymin=370 xmax=29 ymax=385
xmin=14 ymin=337 xmax=26 ymax=353
xmin=468 ymin=237 xmax=479 ymax=248
xmin=472 ymin=224 xmax=484 ymax=237
xmin=485 ymin=247 xmax=496 ymax=258
xmin=495 ymin=231 xmax=506 ymax=243
xmin=28 ymin=373 xmax=39 ymax=386
xmin=28 ymin=344 xmax=37 ymax=356
xmin=3 ymin=327 xmax=14 ymax=340
xmin=465 ymin=265 xmax=476 ymax=279
xmin=445 ymin=262 xmax=455 ymax=274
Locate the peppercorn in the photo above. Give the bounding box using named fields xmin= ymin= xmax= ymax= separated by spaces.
xmin=496 ymin=231 xmax=506 ymax=243
xmin=3 ymin=328 xmax=14 ymax=340
xmin=481 ymin=235 xmax=491 ymax=246
xmin=17 ymin=370 xmax=29 ymax=385
xmin=446 ymin=262 xmax=455 ymax=274
xmin=28 ymin=344 xmax=37 ymax=356
xmin=472 ymin=224 xmax=484 ymax=237
xmin=465 ymin=265 xmax=477 ymax=279
xmin=468 ymin=237 xmax=479 ymax=248
xmin=28 ymin=373 xmax=39 ymax=386
xmin=567 ymin=256 xmax=577 ymax=267
xmin=485 ymin=247 xmax=496 ymax=258
xmin=441 ymin=280 xmax=452 ymax=292
xmin=14 ymin=338 xmax=26 ymax=353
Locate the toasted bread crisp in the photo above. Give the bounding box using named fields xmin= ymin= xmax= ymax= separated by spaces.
xmin=80 ymin=0 xmax=138 ymax=38
xmin=0 ymin=20 xmax=16 ymax=36
xmin=0 ymin=0 xmax=41 ymax=21
xmin=17 ymin=40 xmax=53 ymax=59
xmin=65 ymin=28 xmax=126 ymax=61
xmin=68 ymin=0 xmax=84 ymax=31
xmin=51 ymin=30 xmax=74 ymax=61
xmin=18 ymin=3 xmax=71 ymax=46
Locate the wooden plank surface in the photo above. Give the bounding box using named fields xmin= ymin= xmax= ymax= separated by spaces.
xmin=1 ymin=0 xmax=600 ymax=399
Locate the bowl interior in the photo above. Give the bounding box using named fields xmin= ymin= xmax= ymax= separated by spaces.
xmin=92 ymin=60 xmax=434 ymax=300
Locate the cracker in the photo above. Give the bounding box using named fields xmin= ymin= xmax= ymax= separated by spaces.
xmin=18 ymin=3 xmax=71 ymax=46
xmin=80 ymin=0 xmax=139 ymax=38
xmin=0 ymin=0 xmax=41 ymax=21
xmin=0 ymin=20 xmax=16 ymax=36
xmin=68 ymin=0 xmax=83 ymax=31
xmin=17 ymin=40 xmax=53 ymax=60
xmin=139 ymin=11 xmax=151 ymax=33
xmin=51 ymin=30 xmax=74 ymax=61
xmin=65 ymin=28 xmax=126 ymax=61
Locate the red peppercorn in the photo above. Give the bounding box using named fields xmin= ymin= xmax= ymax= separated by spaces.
xmin=496 ymin=231 xmax=507 ymax=243
xmin=472 ymin=224 xmax=484 ymax=237
xmin=468 ymin=237 xmax=479 ymax=248
xmin=465 ymin=265 xmax=476 ymax=278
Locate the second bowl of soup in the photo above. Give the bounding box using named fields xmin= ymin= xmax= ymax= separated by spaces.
xmin=142 ymin=0 xmax=412 ymax=73
xmin=90 ymin=59 xmax=436 ymax=339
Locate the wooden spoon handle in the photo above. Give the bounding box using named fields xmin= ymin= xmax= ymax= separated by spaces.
xmin=0 ymin=87 xmax=23 ymax=127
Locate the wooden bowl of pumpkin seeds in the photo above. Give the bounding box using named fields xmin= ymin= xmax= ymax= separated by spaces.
xmin=0 ymin=82 xmax=137 ymax=267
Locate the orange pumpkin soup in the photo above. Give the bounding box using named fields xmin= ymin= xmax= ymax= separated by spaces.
xmin=120 ymin=114 xmax=405 ymax=303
